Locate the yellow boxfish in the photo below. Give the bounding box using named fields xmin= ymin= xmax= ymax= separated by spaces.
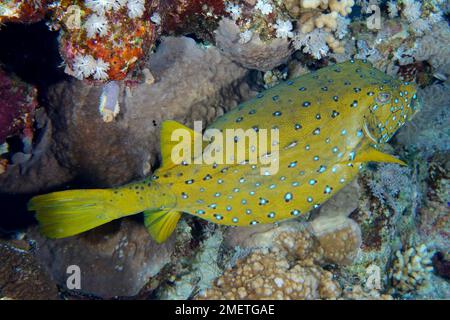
xmin=28 ymin=60 xmax=419 ymax=243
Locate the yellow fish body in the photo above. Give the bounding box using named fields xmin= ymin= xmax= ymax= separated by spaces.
xmin=29 ymin=60 xmax=419 ymax=243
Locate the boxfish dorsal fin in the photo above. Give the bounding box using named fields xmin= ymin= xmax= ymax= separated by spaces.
xmin=160 ymin=120 xmax=200 ymax=170
xmin=143 ymin=209 xmax=182 ymax=243
xmin=354 ymin=147 xmax=407 ymax=166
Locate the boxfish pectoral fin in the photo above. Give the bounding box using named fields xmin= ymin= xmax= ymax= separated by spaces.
xmin=143 ymin=209 xmax=182 ymax=243
xmin=353 ymin=147 xmax=407 ymax=166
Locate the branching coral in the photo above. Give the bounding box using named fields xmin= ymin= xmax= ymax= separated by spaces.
xmin=289 ymin=0 xmax=354 ymax=57
xmin=389 ymin=243 xmax=434 ymax=295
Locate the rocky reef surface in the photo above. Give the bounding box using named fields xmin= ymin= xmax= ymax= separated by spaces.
xmin=0 ymin=0 xmax=449 ymax=300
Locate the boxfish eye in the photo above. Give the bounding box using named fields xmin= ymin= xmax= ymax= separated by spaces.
xmin=375 ymin=92 xmax=391 ymax=104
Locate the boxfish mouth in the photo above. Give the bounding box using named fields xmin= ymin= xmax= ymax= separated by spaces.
xmin=363 ymin=117 xmax=397 ymax=144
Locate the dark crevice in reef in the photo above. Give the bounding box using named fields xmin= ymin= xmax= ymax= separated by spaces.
xmin=0 ymin=21 xmax=66 ymax=91
xmin=0 ymin=194 xmax=36 ymax=238
xmin=0 ymin=23 xmax=67 ymax=237
xmin=0 ymin=22 xmax=72 ymax=236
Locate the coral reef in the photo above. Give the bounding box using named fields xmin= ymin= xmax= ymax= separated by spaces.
xmin=198 ymin=214 xmax=362 ymax=299
xmin=1 ymin=1 xmax=160 ymax=81
xmin=367 ymin=163 xmax=412 ymax=212
xmin=0 ymin=108 xmax=73 ymax=194
xmin=0 ymin=36 xmax=253 ymax=190
xmin=160 ymin=0 xmax=226 ymax=40
xmin=0 ymin=240 xmax=58 ymax=300
xmin=197 ymin=250 xmax=342 ymax=299
xmin=30 ymin=219 xmax=175 ymax=298
xmin=157 ymin=225 xmax=223 ymax=299
xmin=215 ymin=18 xmax=293 ymax=71
xmin=0 ymin=0 xmax=449 ymax=302
xmin=54 ymin=0 xmax=158 ymax=81
xmin=216 ymin=0 xmax=355 ymax=65
xmin=351 ymin=0 xmax=449 ymax=83
xmin=0 ymin=67 xmax=38 ymax=174
xmin=0 ymin=0 xmax=50 ymax=24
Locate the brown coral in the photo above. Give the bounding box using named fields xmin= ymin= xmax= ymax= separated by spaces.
xmin=389 ymin=244 xmax=434 ymax=294
xmin=0 ymin=241 xmax=58 ymax=300
xmin=201 ymin=215 xmax=362 ymax=299
xmin=198 ymin=250 xmax=341 ymax=300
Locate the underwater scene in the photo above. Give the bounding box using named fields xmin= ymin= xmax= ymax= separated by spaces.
xmin=0 ymin=0 xmax=449 ymax=302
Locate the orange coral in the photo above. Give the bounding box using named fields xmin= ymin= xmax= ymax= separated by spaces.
xmin=57 ymin=1 xmax=158 ymax=81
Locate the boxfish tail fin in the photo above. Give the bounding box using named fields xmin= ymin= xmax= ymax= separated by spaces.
xmin=143 ymin=209 xmax=182 ymax=243
xmin=28 ymin=187 xmax=152 ymax=239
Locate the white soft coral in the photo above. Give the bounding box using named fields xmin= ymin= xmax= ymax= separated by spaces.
xmin=239 ymin=29 xmax=253 ymax=44
xmin=92 ymin=58 xmax=110 ymax=80
xmin=127 ymin=0 xmax=145 ymax=19
xmin=85 ymin=0 xmax=126 ymax=14
xmin=72 ymin=54 xmax=97 ymax=79
xmin=71 ymin=54 xmax=110 ymax=80
xmin=334 ymin=15 xmax=350 ymax=39
xmin=84 ymin=14 xmax=109 ymax=38
xmin=402 ymin=0 xmax=422 ymax=23
xmin=387 ymin=1 xmax=399 ymax=18
xmin=274 ymin=19 xmax=294 ymax=39
xmin=255 ymin=0 xmax=273 ymax=15
xmin=225 ymin=2 xmax=242 ymax=20
xmin=293 ymin=29 xmax=330 ymax=59
xmin=410 ymin=18 xmax=432 ymax=36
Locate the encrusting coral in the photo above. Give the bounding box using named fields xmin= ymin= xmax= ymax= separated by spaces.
xmin=197 ymin=250 xmax=342 ymax=299
xmin=1 ymin=0 xmax=158 ymax=82
xmin=198 ymin=215 xmax=362 ymax=299
xmin=55 ymin=0 xmax=158 ymax=81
